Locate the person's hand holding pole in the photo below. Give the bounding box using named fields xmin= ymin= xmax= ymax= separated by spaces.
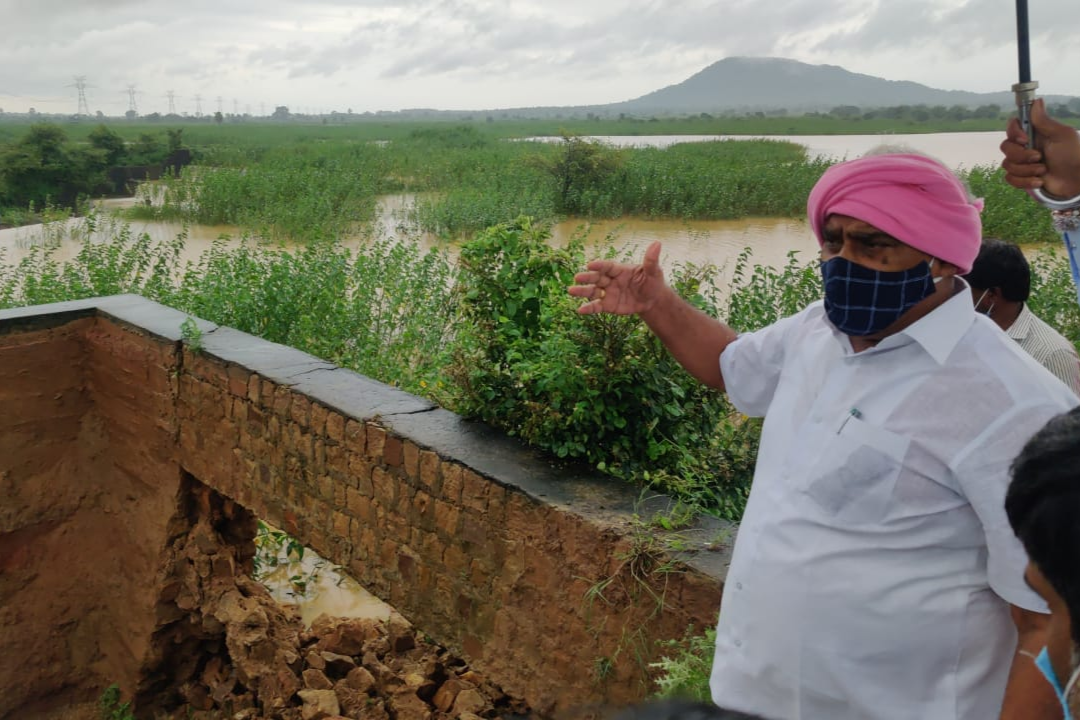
xmin=1001 ymin=98 xmax=1080 ymax=199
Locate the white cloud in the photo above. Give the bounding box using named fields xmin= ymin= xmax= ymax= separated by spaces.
xmin=0 ymin=0 xmax=1077 ymax=115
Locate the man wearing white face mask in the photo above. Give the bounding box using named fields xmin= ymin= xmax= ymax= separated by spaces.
xmin=569 ymin=152 xmax=1079 ymax=719
xmin=1006 ymin=406 xmax=1080 ymax=719
xmin=964 ymin=238 xmax=1080 ymax=394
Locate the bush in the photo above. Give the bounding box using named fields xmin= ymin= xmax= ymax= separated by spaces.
xmin=444 ymin=217 xmax=820 ymax=517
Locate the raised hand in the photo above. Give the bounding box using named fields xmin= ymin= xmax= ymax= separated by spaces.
xmin=568 ymin=241 xmax=667 ymax=316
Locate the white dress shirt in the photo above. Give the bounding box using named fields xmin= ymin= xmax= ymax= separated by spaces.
xmin=710 ymin=282 xmax=1079 ymax=720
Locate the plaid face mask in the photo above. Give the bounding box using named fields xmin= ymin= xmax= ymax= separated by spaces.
xmin=820 ymin=256 xmax=936 ymax=337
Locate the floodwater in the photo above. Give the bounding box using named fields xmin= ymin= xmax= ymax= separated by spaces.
xmin=257 ymin=524 xmax=393 ymax=627
xmin=0 ymin=131 xmax=1028 ymax=283
xmin=529 ymin=131 xmax=1007 ymax=170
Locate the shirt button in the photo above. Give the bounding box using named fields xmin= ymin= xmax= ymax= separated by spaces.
xmin=736 ymin=582 xmax=743 ymax=590
xmin=734 ymin=638 xmax=743 ymax=648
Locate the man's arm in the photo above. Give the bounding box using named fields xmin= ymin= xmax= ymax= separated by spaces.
xmin=570 ymin=241 xmax=738 ymax=390
xmin=999 ymin=605 xmax=1061 ymax=720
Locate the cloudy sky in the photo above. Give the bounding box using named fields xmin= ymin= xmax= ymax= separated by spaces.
xmin=2 ymin=0 xmax=1079 ymax=117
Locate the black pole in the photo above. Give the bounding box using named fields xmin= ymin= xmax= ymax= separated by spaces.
xmin=1016 ymin=0 xmax=1032 ymax=83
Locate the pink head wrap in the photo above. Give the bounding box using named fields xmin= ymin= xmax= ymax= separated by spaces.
xmin=807 ymin=153 xmax=984 ymax=274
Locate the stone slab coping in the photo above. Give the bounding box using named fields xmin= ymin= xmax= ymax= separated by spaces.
xmin=0 ymin=294 xmax=734 ymax=581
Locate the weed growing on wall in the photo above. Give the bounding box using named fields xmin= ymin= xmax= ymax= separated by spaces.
xmin=649 ymin=626 xmax=718 ymax=701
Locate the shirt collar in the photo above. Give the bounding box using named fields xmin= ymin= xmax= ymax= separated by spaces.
xmin=835 ymin=278 xmax=976 ymax=364
xmin=1007 ymin=304 xmax=1033 ymax=341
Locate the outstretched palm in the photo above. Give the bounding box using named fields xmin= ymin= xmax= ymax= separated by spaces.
xmin=568 ymin=241 xmax=667 ymax=316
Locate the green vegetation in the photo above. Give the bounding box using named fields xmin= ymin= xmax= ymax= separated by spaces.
xmin=650 ymin=626 xmax=718 ymax=701
xmin=0 ymin=123 xmax=182 ymax=227
xmin=98 ymin=684 xmax=134 ymax=720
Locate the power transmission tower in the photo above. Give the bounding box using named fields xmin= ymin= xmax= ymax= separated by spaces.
xmin=126 ymin=85 xmax=138 ymax=115
xmin=166 ymin=90 xmax=176 ymax=115
xmin=194 ymin=94 xmax=203 ymax=117
xmin=233 ymin=98 xmax=238 ymax=116
xmin=216 ymin=96 xmax=223 ymax=115
xmin=71 ymin=76 xmax=91 ymax=116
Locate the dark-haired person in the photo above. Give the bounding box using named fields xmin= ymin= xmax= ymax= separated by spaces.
xmin=569 ymin=151 xmax=1079 ymax=720
xmin=965 ymin=238 xmax=1080 ymax=394
xmin=1006 ymin=406 xmax=1080 ymax=719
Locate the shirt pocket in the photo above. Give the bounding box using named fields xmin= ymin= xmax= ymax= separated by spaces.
xmin=800 ymin=413 xmax=911 ymax=524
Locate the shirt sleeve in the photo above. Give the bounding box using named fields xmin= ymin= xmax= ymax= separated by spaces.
xmin=720 ymin=306 xmax=812 ymax=418
xmin=1042 ymin=347 xmax=1080 ymax=397
xmin=952 ymin=403 xmax=1067 ymax=613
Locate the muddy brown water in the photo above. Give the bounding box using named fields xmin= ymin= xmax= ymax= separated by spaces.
xmin=0 ymin=131 xmax=1013 ymax=280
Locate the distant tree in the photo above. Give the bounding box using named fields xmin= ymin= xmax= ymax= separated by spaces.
xmin=124 ymin=110 xmax=137 ymax=120
xmin=973 ymin=104 xmax=1002 ymax=119
xmin=539 ymin=133 xmax=624 ymax=215
xmin=830 ymin=105 xmax=861 ymax=119
xmin=271 ymin=105 xmax=290 ymax=121
xmin=0 ymin=123 xmax=97 ymax=209
xmin=166 ymin=128 xmax=184 ymax=153
xmin=87 ymin=124 xmax=127 ymax=166
xmin=214 ymin=111 xmax=223 ymax=124
xmin=129 ymin=133 xmax=162 ymax=165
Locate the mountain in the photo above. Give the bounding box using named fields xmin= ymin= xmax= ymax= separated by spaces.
xmin=604 ymin=56 xmax=1075 ymax=115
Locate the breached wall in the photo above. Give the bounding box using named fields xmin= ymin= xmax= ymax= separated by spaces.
xmin=0 ymin=295 xmax=731 ymax=716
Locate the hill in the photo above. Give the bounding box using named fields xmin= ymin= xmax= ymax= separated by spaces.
xmin=607 ymin=56 xmax=1076 ymax=115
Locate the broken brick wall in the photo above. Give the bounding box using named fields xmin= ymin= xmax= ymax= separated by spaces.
xmin=0 ymin=296 xmax=729 ymax=716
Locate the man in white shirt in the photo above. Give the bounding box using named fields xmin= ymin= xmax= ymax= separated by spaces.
xmin=964 ymin=238 xmax=1080 ymax=394
xmin=570 ymin=152 xmax=1079 ymax=720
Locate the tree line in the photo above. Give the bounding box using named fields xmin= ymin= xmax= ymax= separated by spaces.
xmin=0 ymin=124 xmax=185 ymax=226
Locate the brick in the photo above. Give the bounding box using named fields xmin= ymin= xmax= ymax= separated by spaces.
xmin=434 ymin=500 xmax=460 ymax=538
xmin=445 ymin=544 xmax=471 ymax=575
xmin=384 ymin=436 xmax=404 ymax=468
xmin=461 ymin=470 xmax=488 ymax=513
xmin=273 ymin=386 xmax=291 ymax=417
xmin=261 ymin=380 xmax=276 ymax=408
xmin=372 ymin=467 xmax=396 ymax=509
xmin=289 ymin=394 xmax=311 ymax=429
xmin=347 ymin=454 xmax=374 ymax=496
xmin=403 ymin=441 xmax=420 ymax=479
xmin=366 ymin=423 xmax=386 ymax=461
xmin=332 ymin=511 xmax=351 ymax=541
xmin=486 ymin=483 xmax=507 ymax=524
xmin=418 ymin=451 xmax=440 ymax=492
xmin=227 ymin=365 xmax=249 ymax=397
xmin=441 ymin=464 xmax=463 ymax=504
xmin=412 ymin=490 xmax=434 ymax=528
xmin=346 ymin=486 xmax=371 ymax=520
xmin=310 ymin=403 xmax=328 ymax=437
xmin=325 ymin=442 xmax=347 ymax=479
xmin=326 ymin=412 xmax=345 ymax=443
xmin=247 ymin=374 xmax=261 ymax=403
xmin=316 ymin=473 xmax=334 ymax=501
